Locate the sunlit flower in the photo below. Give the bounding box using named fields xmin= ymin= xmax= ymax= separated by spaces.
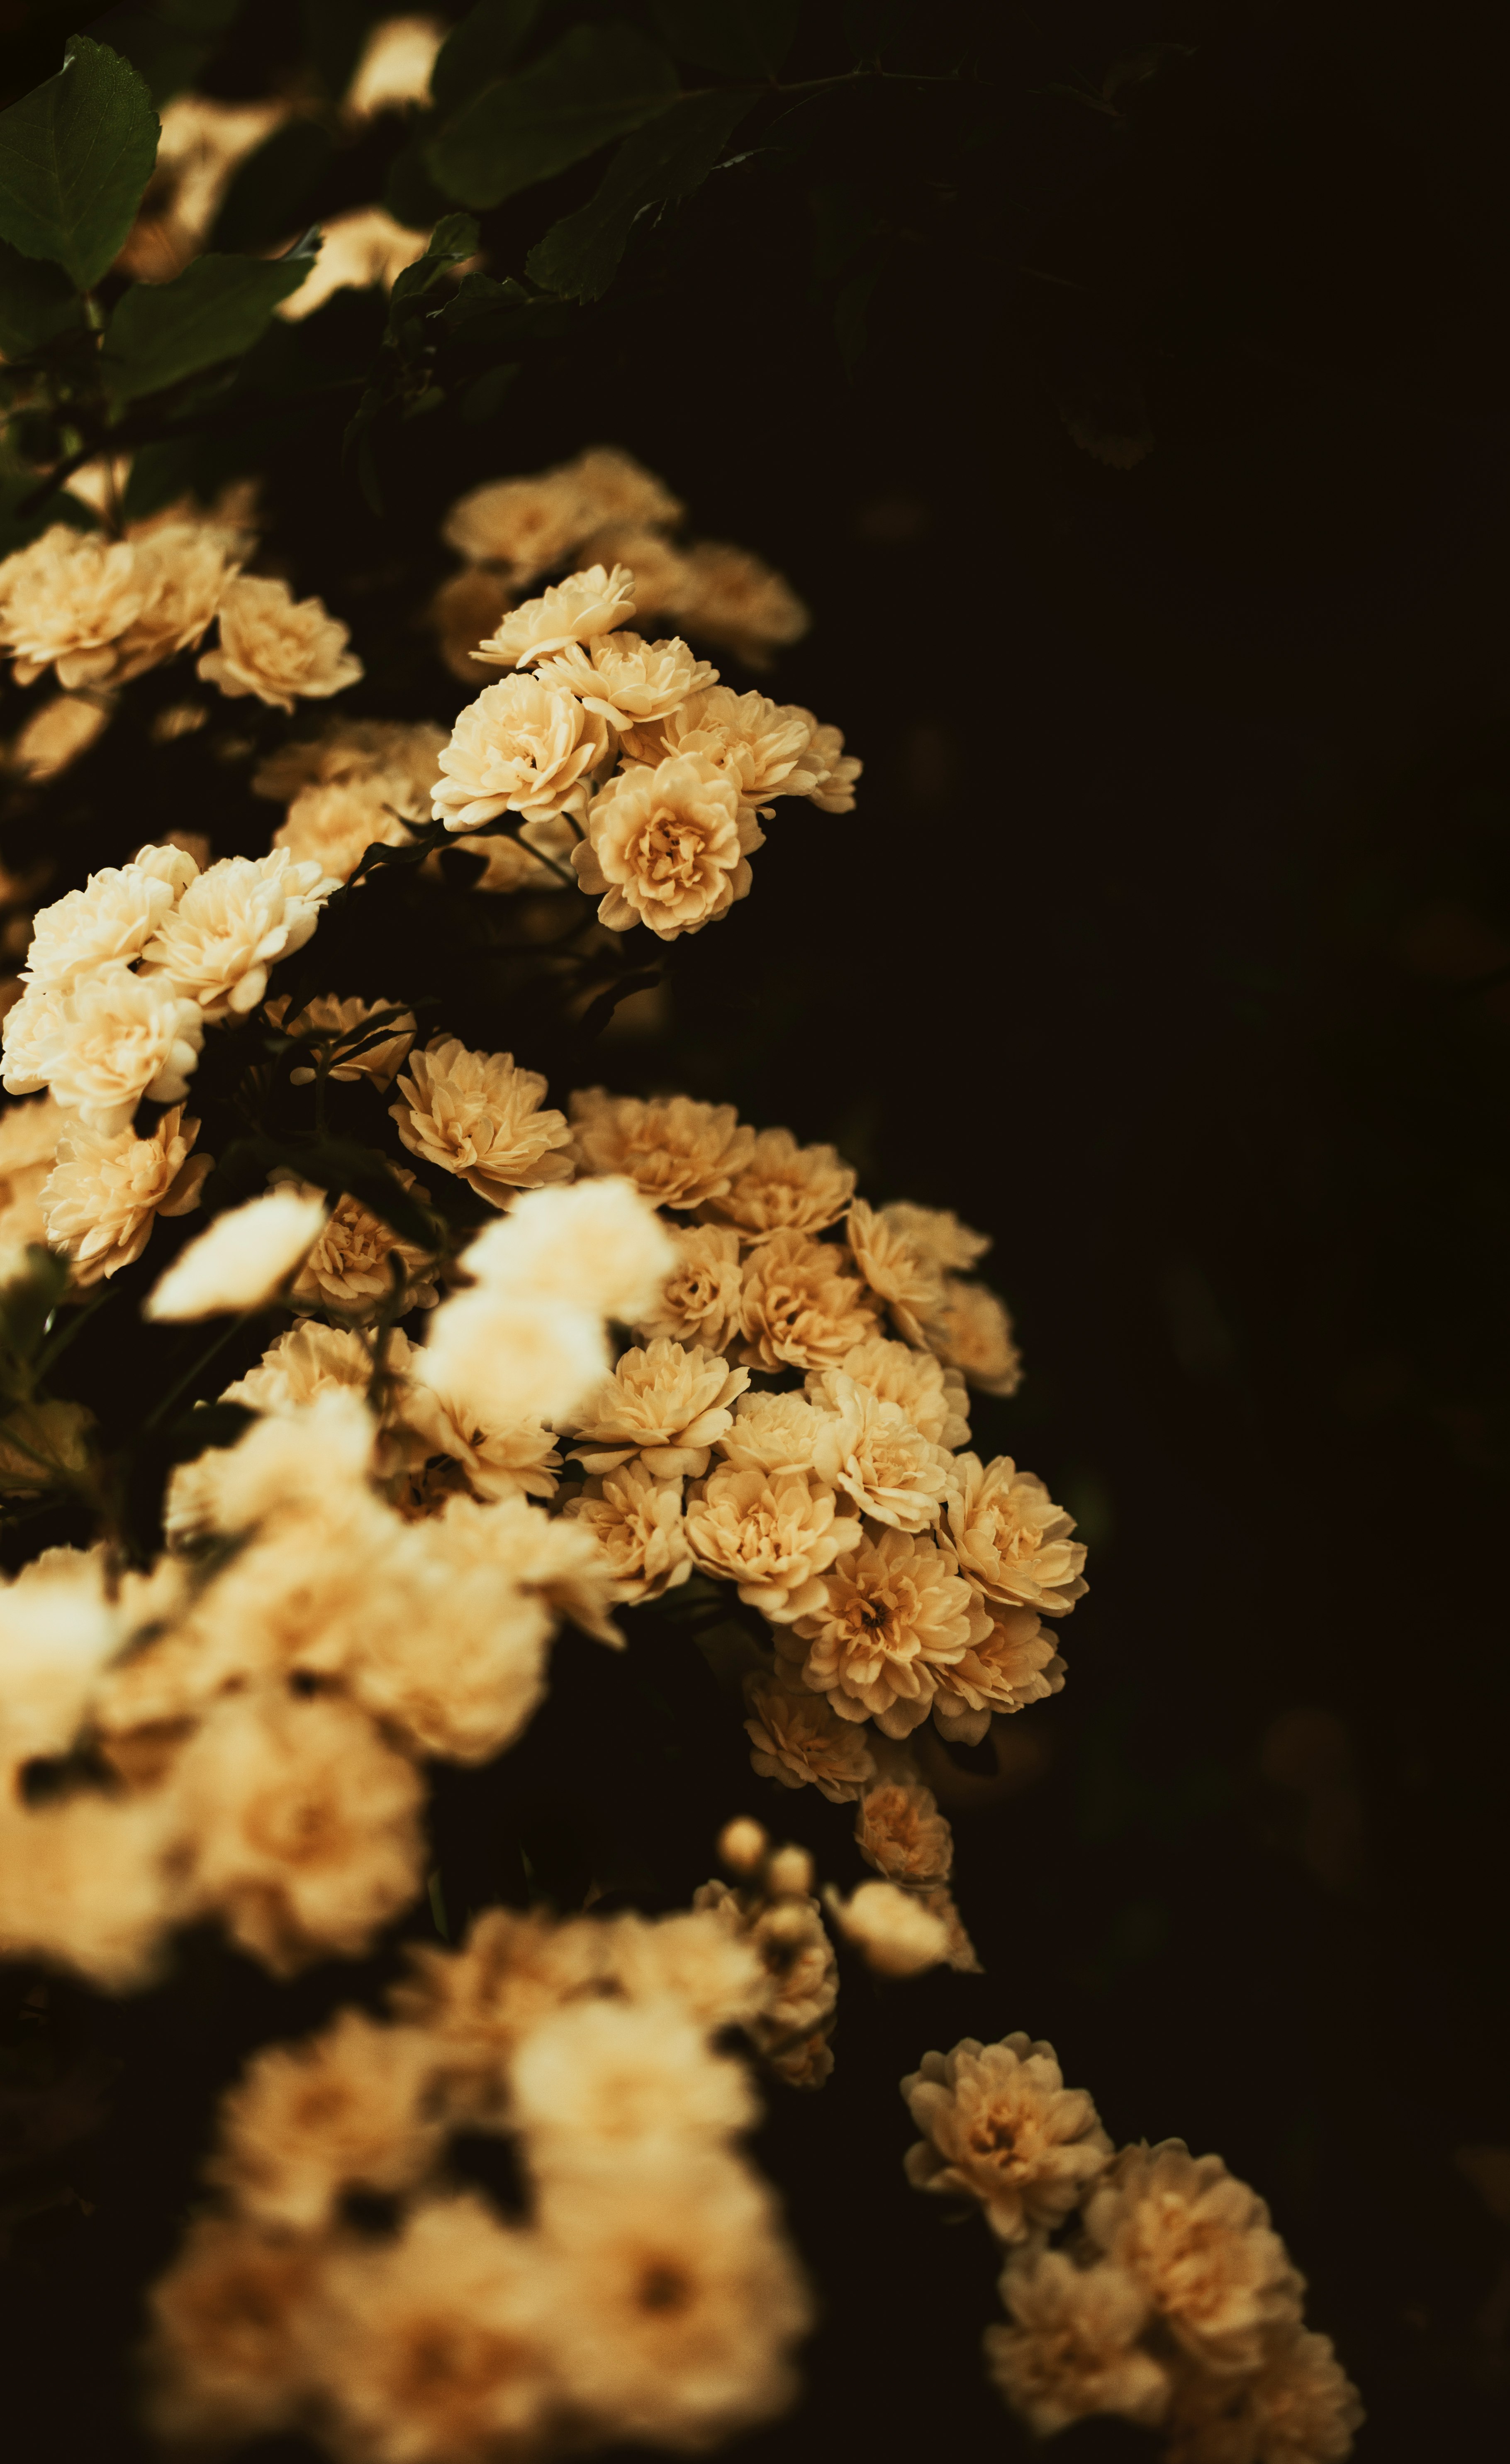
xmin=855 ymin=1780 xmax=953 ymax=1885
xmin=41 ymin=1105 xmax=208 ymax=1282
xmin=787 ymin=1526 xmax=989 ymax=1738
xmin=0 ymin=525 xmax=146 ymax=689
xmin=827 ymin=1333 xmax=970 ymax=1450
xmin=143 ymin=2215 xmax=322 ymax=2447
xmin=253 ymin=717 xmax=447 ymax=810
xmin=1082 ymin=2142 xmax=1304 ymax=2373
xmin=782 ymin=709 xmax=862 ymax=811
xmin=807 ymin=1368 xmax=957 ymax=1531
xmin=206 ymin=2008 xmax=441 ymax=2227
xmin=221 ymin=1321 xmax=375 ymax=1417
xmin=846 ymin=1197 xmax=947 ymax=1345
xmin=665 ymin=538 xmax=809 ymax=668
xmin=140 ymin=849 xmax=339 ymax=1017
xmin=882 ymin=1200 xmax=991 ymax=1273
xmin=146 ymin=1187 xmax=327 ymax=1320
xmin=926 ymin=1273 xmax=1024 ymax=1395
xmin=390 ymin=1036 xmax=573 ymax=1202
xmin=513 ymin=1993 xmax=757 ymax=2151
xmin=0 ymin=1091 xmax=63 ymax=1247
xmin=563 ymin=1459 xmax=694 ymax=1603
xmin=632 ymin=1221 xmax=745 ymax=1351
xmin=444 ymin=469 xmax=594 ymax=581
xmin=567 ymin=1338 xmax=749 ymax=1479
xmin=705 ymin=1125 xmax=857 ymax=1242
xmin=738 ymin=1230 xmax=877 ymax=1371
xmin=930 ymin=1603 xmax=1065 ymax=1745
xmin=275 ymin=207 xmax=428 ymax=320
xmin=265 ymin=992 xmax=416 ymax=1087
xmin=273 ymin=1166 xmax=438 ymax=1319
xmin=537 ymin=629 xmax=716 ymax=729
xmin=475 ymin=562 xmax=636 ymax=667
xmin=716 ymin=1389 xmax=825 ymax=1477
xmin=945 ymin=1453 xmax=1088 ymax=1616
xmin=428 ymin=565 xmax=515 ymax=681
xmin=825 ymin=1878 xmax=949 ymax=1976
xmin=570 ymin=1088 xmax=754 ymax=1210
xmin=574 ymin=751 xmax=759 ymax=939
xmin=743 ymin=1669 xmax=877 ymax=1801
xmin=398 ymin=1332 xmax=562 ymax=1506
xmin=432 ymin=673 xmax=611 ymax=831
xmin=25 ymin=964 xmax=203 ymax=1129
xmin=271 ymin=773 xmax=414 ymax=880
xmin=20 ymin=858 xmax=179 ymax=993
xmin=198 ymin=574 xmax=361 ymax=710
xmin=985 ymin=2252 xmax=1171 ymax=2437
xmin=902 ymin=2033 xmax=1113 ymax=2240
xmin=7 ymin=691 xmax=111 ymax=780
xmin=1164 ymin=2324 xmax=1364 ymax=2464
xmin=693 ymin=1878 xmax=839 ymax=2079
xmin=345 ymin=15 xmax=444 ymax=119
xmin=625 ymin=685 xmax=816 ymax=817
xmin=686 ymin=1464 xmax=862 ymax=1621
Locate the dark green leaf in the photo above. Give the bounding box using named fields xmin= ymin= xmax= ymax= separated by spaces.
xmin=430 ymin=0 xmax=545 ymax=117
xmin=527 ymin=87 xmax=755 ymax=302
xmin=387 ymin=210 xmax=479 ymax=314
xmin=217 ymin=1134 xmax=437 ymax=1249
xmin=650 ymin=0 xmax=798 ymax=78
xmin=208 ymin=117 xmax=332 ymax=254
xmin=383 ymin=124 xmax=452 ymax=230
xmin=459 ymin=360 xmax=519 ymax=422
xmin=0 ymin=35 xmax=159 ymax=292
xmin=84 ymin=2 xmax=247 ymax=105
xmin=103 ymin=251 xmax=312 ymax=403
xmin=0 ymin=237 xmax=83 ymax=356
xmin=426 ymin=24 xmax=679 ymax=212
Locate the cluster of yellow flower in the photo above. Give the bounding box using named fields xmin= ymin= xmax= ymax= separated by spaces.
xmin=146 ymin=1845 xmax=819 ymax=2460
xmin=900 ymin=2031 xmax=1365 ymax=2460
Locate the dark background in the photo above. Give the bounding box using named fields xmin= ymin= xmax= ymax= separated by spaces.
xmin=2 ymin=2 xmax=1509 ymax=2458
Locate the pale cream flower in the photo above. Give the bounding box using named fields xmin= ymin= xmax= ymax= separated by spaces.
xmin=569 ymin=447 xmax=683 ymax=536
xmin=197 ymin=575 xmax=361 ymax=710
xmin=828 ymin=1333 xmax=970 ymax=1449
xmin=390 ymin=1036 xmax=572 ymax=1201
xmin=26 ymin=964 xmax=204 ymax=1128
xmin=826 ymin=1879 xmax=950 ymax=1976
xmin=693 ymin=1878 xmax=839 ymax=2076
xmin=444 ymin=470 xmax=593 ymax=581
xmin=398 ymin=1332 xmax=562 ymax=1506
xmin=787 ymin=1526 xmax=989 ymax=1738
xmin=265 ymin=992 xmax=416 ymax=1087
xmin=1165 ymin=2325 xmax=1364 ymax=2464
xmin=346 ymin=1510 xmax=555 ymax=1764
xmin=433 ymin=673 xmax=611 ymax=831
xmin=272 ymin=774 xmax=415 ymax=881
xmin=145 ymin=1188 xmax=327 ymax=1320
xmin=717 ymin=1817 xmax=769 ymax=1876
xmin=205 ymin=2009 xmax=441 ymax=2228
xmin=632 ymin=1221 xmax=744 ymax=1350
xmin=221 ymin=1320 xmax=374 ymax=1417
xmin=931 ymin=1602 xmax=1066 ymax=1745
xmin=140 ymin=849 xmax=339 ymax=1017
xmin=568 ymin=1338 xmax=749 ymax=1478
xmin=686 ymin=1464 xmax=861 ymax=1622
xmin=163 ymin=1388 xmax=380 ymax=1549
xmin=8 ymin=692 xmax=111 ymax=779
xmin=882 ymin=1199 xmax=991 ymax=1273
xmin=581 ymin=521 xmax=693 ymax=620
xmin=806 ymin=1367 xmax=957 ymax=1532
xmin=274 ymin=1166 xmax=438 ymax=1318
xmin=846 ymin=1196 xmax=948 ymax=1345
xmin=41 ymin=1105 xmax=208 ymax=1282
xmin=570 ymin=1087 xmax=754 ymax=1210
xmin=0 ymin=980 xmax=65 ymax=1100
xmin=574 ymin=751 xmax=759 ymax=939
xmin=21 ymin=858 xmax=179 ymax=993
xmin=465 ymin=1174 xmax=678 ymax=1322
xmin=0 ymin=525 xmax=144 ymax=688
xmin=902 ymin=2033 xmax=1113 ymax=2240
xmin=0 ymin=1545 xmax=123 ymax=1773
xmin=536 ymin=2146 xmax=811 ymax=2449
xmin=276 ymin=207 xmax=427 ymax=320
xmin=345 ymin=14 xmax=443 ymax=118
xmin=985 ymin=2252 xmax=1171 ymax=2437
xmin=476 ymin=561 xmax=637 ymax=667
xmin=927 ymin=1273 xmax=1023 ymax=1395
xmin=428 ymin=565 xmax=514 ymax=681
xmin=112 ymin=521 xmax=239 ymax=679
xmin=143 ymin=2215 xmax=322 ymax=2448
xmin=537 ymin=629 xmax=716 ymax=730
xmin=945 ymin=1452 xmax=1088 ymax=1615
xmin=307 ymin=2196 xmax=558 ymax=2464
xmin=855 ymin=1779 xmax=953 ymax=1885
xmin=513 ymin=1993 xmax=757 ymax=2151
xmin=390 ymin=1904 xmax=609 ymax=2096
xmin=430 ymin=1488 xmax=626 ymax=1649
xmin=665 ymin=539 xmax=809 ymax=668
xmin=625 ymin=685 xmax=816 ymax=817
xmin=602 ymin=1904 xmax=766 ymax=2030
xmin=0 ymin=1090 xmax=63 ymax=1247
xmin=781 ymin=709 xmax=862 ymax=811
xmin=563 ymin=1459 xmax=693 ymax=1603
xmin=716 ymin=1389 xmax=826 ymax=1477
xmin=738 ymin=1230 xmax=878 ymax=1371
xmin=419 ymin=1286 xmax=609 ymax=1438
xmin=742 ymin=1669 xmax=877 ymax=1802
xmin=254 ymin=716 xmax=447 ymax=809
xmin=173 ymin=1688 xmax=426 ymax=1975
xmin=1082 ymin=2142 xmax=1304 ymax=2373
xmin=705 ymin=1125 xmax=856 ymax=1242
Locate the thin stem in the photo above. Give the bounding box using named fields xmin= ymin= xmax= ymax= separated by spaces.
xmin=32 ymin=1281 xmax=112 ymax=1385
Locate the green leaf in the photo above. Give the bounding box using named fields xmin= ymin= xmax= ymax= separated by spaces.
xmin=208 ymin=117 xmax=332 ymax=254
xmin=527 ymin=87 xmax=755 ymax=302
xmin=650 ymin=0 xmax=799 ymax=78
xmin=0 ymin=36 xmax=159 ymax=292
xmin=430 ymin=0 xmax=545 ymax=117
xmin=387 ymin=210 xmax=479 ymax=312
xmin=0 ymin=236 xmax=83 ymax=356
xmin=103 ymin=250 xmax=311 ymax=403
xmin=383 ymin=124 xmax=452 ymax=231
xmin=427 ymin=24 xmax=680 ymax=212
xmin=84 ymin=2 xmax=248 ymax=105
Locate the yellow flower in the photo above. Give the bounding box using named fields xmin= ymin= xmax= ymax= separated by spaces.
xmin=574 ymin=751 xmax=760 ymax=939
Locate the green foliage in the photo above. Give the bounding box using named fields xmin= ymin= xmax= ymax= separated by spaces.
xmin=527 ymin=88 xmax=757 ymax=302
xmin=429 ymin=0 xmax=546 ymax=116
xmin=85 ymin=1 xmax=248 ymax=105
xmin=650 ymin=0 xmax=799 ymax=79
xmin=0 ymin=237 xmax=83 ymax=358
xmin=208 ymin=117 xmax=333 ymax=255
xmin=102 ymin=250 xmax=314 ymax=404
xmin=0 ymin=35 xmax=159 ymax=293
xmin=0 ymin=1249 xmax=74 ymax=1409
xmin=426 ymin=23 xmax=680 ymax=211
